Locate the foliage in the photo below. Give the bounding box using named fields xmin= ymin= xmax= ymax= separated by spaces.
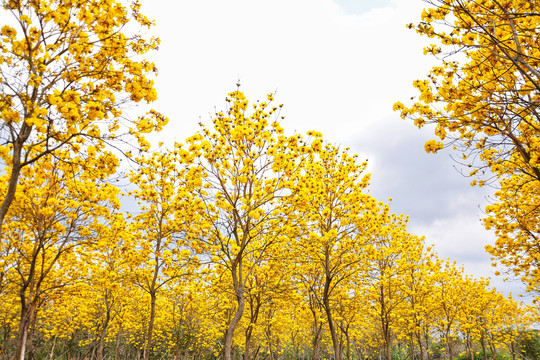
xmin=394 ymin=0 xmax=540 ymax=296
xmin=0 ymin=0 xmax=167 ymax=231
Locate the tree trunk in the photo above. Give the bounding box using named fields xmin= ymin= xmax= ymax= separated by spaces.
xmin=510 ymin=341 xmax=516 ymax=360
xmin=480 ymin=335 xmax=487 ymax=360
xmin=322 ymin=297 xmax=341 ymax=360
xmin=410 ymin=333 xmax=415 ymax=360
xmin=96 ymin=304 xmax=111 ymax=360
xmin=144 ymin=232 xmax=163 ymax=360
xmin=446 ymin=338 xmax=454 ymax=360
xmin=384 ymin=336 xmax=391 ymax=360
xmin=15 ymin=301 xmax=37 ymax=360
xmin=345 ymin=329 xmax=351 ymax=360
xmin=416 ymin=332 xmax=426 ymax=360
xmin=223 ymin=262 xmax=245 ymax=360
xmin=378 ymin=284 xmax=392 ymax=360
xmin=143 ymin=291 xmax=157 ymax=360
xmin=244 ymin=295 xmax=261 ymax=360
xmin=465 ymin=334 xmax=473 ymax=360
xmin=423 ymin=329 xmax=430 ymax=360
xmin=244 ymin=333 xmax=251 ymax=360
xmin=488 ymin=338 xmax=497 ymax=360
xmin=311 ymin=323 xmax=323 ymax=360
xmin=323 ymin=250 xmax=340 ymax=360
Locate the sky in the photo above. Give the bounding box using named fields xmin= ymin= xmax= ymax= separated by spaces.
xmin=138 ymin=0 xmax=531 ymax=300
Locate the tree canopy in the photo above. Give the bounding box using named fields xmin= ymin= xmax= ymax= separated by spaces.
xmin=394 ymin=0 xmax=540 ymax=298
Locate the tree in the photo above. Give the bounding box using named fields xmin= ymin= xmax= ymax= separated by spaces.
xmin=78 ymin=213 xmax=139 ymax=360
xmin=179 ymin=89 xmax=310 ymax=360
xmin=2 ymin=151 xmax=120 ymax=360
xmin=400 ymin=244 xmax=438 ymax=360
xmin=430 ymin=262 xmax=467 ymax=360
xmin=290 ymin=143 xmax=373 ymax=360
xmin=0 ymin=0 xmax=166 ymax=232
xmin=394 ymin=0 xmax=540 ymax=295
xmin=129 ymin=150 xmax=200 ymax=360
xmin=364 ymin=210 xmax=421 ymax=360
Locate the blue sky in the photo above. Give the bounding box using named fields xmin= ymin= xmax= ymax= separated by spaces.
xmin=139 ymin=0 xmax=531 ymax=301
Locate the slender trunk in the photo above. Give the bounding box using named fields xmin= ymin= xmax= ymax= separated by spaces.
xmin=323 ymin=249 xmax=340 ymax=360
xmin=345 ymin=330 xmax=351 ymax=360
xmin=244 ymin=295 xmax=261 ymax=360
xmin=97 ymin=332 xmax=106 ymax=360
xmin=510 ymin=341 xmax=516 ymax=360
xmin=144 ymin=291 xmax=157 ymax=360
xmin=223 ymin=293 xmax=245 ymax=360
xmin=423 ymin=328 xmax=429 ymax=360
xmin=0 ymin=109 xmax=37 ymax=235
xmin=410 ymin=333 xmax=415 ymax=360
xmin=416 ymin=332 xmax=426 ymax=360
xmin=15 ymin=320 xmax=29 ymax=360
xmin=144 ymin=230 xmax=163 ymax=360
xmin=96 ymin=304 xmax=111 ymax=360
xmin=378 ymin=283 xmax=391 ymax=360
xmin=382 ymin=313 xmax=391 ymax=360
xmin=15 ymin=301 xmax=37 ymax=360
xmin=224 ymin=262 xmax=245 ymax=360
xmin=244 ymin=330 xmax=251 ymax=360
xmin=384 ymin=335 xmax=391 ymax=360
xmin=66 ymin=335 xmax=74 ymax=360
xmin=488 ymin=340 xmax=497 ymax=360
xmin=322 ymin=297 xmax=340 ymax=360
xmin=311 ymin=323 xmax=323 ymax=360
xmin=480 ymin=335 xmax=487 ymax=360
xmin=114 ymin=325 xmax=123 ymax=360
xmin=14 ymin=190 xmax=39 ymax=360
xmin=466 ymin=334 xmax=473 ymax=360
xmin=269 ymin=337 xmax=280 ymax=360
xmin=446 ymin=337 xmax=454 ymax=360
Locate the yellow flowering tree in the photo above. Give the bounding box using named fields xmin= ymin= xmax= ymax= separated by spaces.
xmin=128 ymin=150 xmax=201 ymax=360
xmin=0 ymin=0 xmax=166 ymax=232
xmin=290 ymin=143 xmax=373 ymax=360
xmin=178 ymin=89 xmax=311 ymax=360
xmin=430 ymin=262 xmax=468 ymax=360
xmin=394 ymin=0 xmax=540 ymax=296
xmin=363 ymin=210 xmax=422 ymax=360
xmin=400 ymin=244 xmax=438 ymax=360
xmin=77 ymin=213 xmax=140 ymax=360
xmin=2 ymin=151 xmax=120 ymax=360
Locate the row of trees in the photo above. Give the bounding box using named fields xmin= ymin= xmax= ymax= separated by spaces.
xmin=0 ymin=90 xmax=536 ymax=360
xmin=0 ymin=0 xmax=538 ymax=359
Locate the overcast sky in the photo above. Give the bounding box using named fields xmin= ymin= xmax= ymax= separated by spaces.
xmin=139 ymin=0 xmax=531 ymax=300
